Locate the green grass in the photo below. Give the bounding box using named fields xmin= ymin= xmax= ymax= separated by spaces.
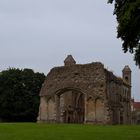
xmin=0 ymin=123 xmax=140 ymax=140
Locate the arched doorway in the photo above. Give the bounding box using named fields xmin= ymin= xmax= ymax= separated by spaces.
xmin=56 ymin=88 xmax=85 ymax=123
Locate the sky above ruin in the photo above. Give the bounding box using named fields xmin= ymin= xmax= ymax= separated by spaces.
xmin=0 ymin=0 xmax=140 ymax=100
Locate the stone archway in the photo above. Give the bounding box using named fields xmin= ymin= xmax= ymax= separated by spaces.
xmin=55 ymin=88 xmax=85 ymax=123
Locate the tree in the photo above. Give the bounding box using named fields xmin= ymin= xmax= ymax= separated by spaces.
xmin=108 ymin=0 xmax=140 ymax=66
xmin=0 ymin=68 xmax=45 ymax=122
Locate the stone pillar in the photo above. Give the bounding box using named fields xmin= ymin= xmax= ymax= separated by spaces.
xmin=37 ymin=96 xmax=48 ymax=122
xmin=60 ymin=94 xmax=65 ymax=123
xmin=104 ymin=102 xmax=110 ymax=124
xmin=118 ymin=109 xmax=120 ymax=124
xmin=55 ymin=95 xmax=60 ymax=123
xmin=84 ymin=94 xmax=87 ymax=123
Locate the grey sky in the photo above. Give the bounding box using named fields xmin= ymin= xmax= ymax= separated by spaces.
xmin=0 ymin=0 xmax=140 ymax=100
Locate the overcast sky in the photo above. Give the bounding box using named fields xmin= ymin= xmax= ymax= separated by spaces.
xmin=0 ymin=0 xmax=140 ymax=100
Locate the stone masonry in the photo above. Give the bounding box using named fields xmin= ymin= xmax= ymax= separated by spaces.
xmin=37 ymin=55 xmax=131 ymax=124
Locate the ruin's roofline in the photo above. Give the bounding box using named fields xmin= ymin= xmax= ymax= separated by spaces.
xmin=49 ymin=61 xmax=130 ymax=87
xmin=52 ymin=62 xmax=104 ymax=70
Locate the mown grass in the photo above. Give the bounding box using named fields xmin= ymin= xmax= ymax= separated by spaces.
xmin=0 ymin=123 xmax=140 ymax=140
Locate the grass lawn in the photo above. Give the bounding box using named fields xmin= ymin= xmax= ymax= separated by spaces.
xmin=0 ymin=123 xmax=140 ymax=140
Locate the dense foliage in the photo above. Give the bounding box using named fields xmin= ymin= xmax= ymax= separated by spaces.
xmin=108 ymin=0 xmax=140 ymax=66
xmin=0 ymin=68 xmax=45 ymax=122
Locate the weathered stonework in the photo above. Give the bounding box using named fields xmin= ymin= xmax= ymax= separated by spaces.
xmin=37 ymin=55 xmax=131 ymax=124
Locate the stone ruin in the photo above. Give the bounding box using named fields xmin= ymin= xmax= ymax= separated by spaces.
xmin=37 ymin=55 xmax=131 ymax=124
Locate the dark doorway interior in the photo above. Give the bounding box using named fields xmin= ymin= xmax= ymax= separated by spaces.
xmin=60 ymin=90 xmax=85 ymax=123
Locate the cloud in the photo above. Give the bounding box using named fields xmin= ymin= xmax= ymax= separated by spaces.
xmin=0 ymin=0 xmax=139 ymax=100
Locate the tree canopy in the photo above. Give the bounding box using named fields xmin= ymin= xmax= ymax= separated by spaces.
xmin=108 ymin=0 xmax=140 ymax=66
xmin=0 ymin=68 xmax=45 ymax=122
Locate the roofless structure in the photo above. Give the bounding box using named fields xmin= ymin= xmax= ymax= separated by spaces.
xmin=37 ymin=55 xmax=131 ymax=124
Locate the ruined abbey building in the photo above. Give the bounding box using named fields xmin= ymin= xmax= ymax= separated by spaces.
xmin=37 ymin=55 xmax=131 ymax=124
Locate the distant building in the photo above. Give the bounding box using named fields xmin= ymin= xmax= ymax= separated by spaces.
xmin=131 ymin=99 xmax=140 ymax=124
xmin=37 ymin=55 xmax=131 ymax=124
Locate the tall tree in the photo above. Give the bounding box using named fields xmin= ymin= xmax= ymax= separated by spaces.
xmin=0 ymin=68 xmax=45 ymax=122
xmin=108 ymin=0 xmax=140 ymax=66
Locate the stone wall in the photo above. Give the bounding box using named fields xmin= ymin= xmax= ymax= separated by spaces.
xmin=38 ymin=62 xmax=108 ymax=123
xmin=38 ymin=56 xmax=131 ymax=124
xmin=105 ymin=70 xmax=131 ymax=124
